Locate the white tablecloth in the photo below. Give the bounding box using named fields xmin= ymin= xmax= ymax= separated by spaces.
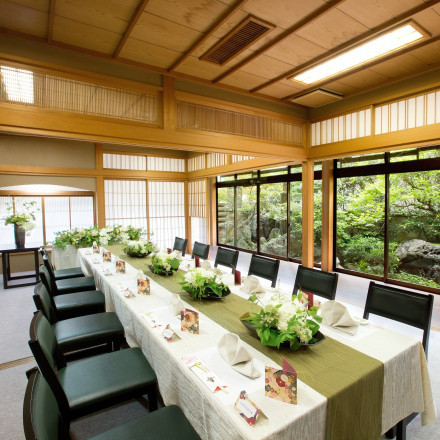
xmin=78 ymin=248 xmax=436 ymax=440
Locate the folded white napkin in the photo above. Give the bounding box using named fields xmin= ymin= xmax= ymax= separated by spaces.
xmin=241 ymin=275 xmax=265 ymax=294
xmin=321 ymin=301 xmax=359 ymax=335
xmin=200 ymin=260 xmax=212 ymax=270
xmin=222 ymin=273 xmax=235 ymax=286
xmin=218 ymin=332 xmax=261 ymax=378
xmin=169 ymin=294 xmax=185 ymax=316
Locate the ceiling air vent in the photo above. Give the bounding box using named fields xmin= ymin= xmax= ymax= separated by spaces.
xmin=200 ymin=16 xmax=274 ymax=66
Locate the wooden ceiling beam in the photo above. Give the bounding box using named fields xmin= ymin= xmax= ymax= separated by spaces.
xmin=282 ymin=33 xmax=440 ymax=102
xmin=48 ymin=0 xmax=56 ymax=43
xmin=252 ymin=0 xmax=440 ymax=94
xmin=213 ymin=0 xmax=346 ymax=84
xmin=113 ymin=0 xmax=150 ymax=58
xmin=167 ymin=0 xmax=250 ymax=72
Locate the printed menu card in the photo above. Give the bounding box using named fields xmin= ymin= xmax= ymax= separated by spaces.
xmin=181 ymin=308 xmax=199 ymax=334
xmin=265 ymin=359 xmax=297 ymax=404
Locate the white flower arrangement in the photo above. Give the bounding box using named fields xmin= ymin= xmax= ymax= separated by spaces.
xmin=149 ymin=250 xmax=182 ymax=275
xmin=243 ymin=292 xmax=322 ymax=351
xmin=122 ymin=240 xmax=157 ymax=257
xmin=179 ymin=267 xmax=230 ymax=299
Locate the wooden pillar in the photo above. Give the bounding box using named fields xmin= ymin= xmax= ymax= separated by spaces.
xmin=207 ymin=177 xmax=217 ymax=246
xmin=321 ymin=160 xmax=334 ymax=272
xmin=163 ymin=76 xmax=176 ymax=132
xmin=185 ymin=180 xmax=191 ymax=254
xmin=302 ymin=161 xmax=314 ymax=268
xmin=95 ymin=143 xmax=105 ymax=228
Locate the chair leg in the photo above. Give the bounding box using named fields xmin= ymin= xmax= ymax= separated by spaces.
xmin=396 ymin=419 xmax=407 ymax=440
xmin=385 ymin=426 xmax=396 ymax=438
xmin=112 ymin=339 xmax=120 ymax=351
xmin=148 ymin=384 xmax=158 ymax=412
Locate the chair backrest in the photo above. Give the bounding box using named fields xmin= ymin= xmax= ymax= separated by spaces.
xmin=247 ymin=255 xmax=280 ymax=288
xmin=173 ymin=237 xmax=188 ymax=257
xmin=214 ymin=247 xmax=239 ymax=272
xmin=23 ymin=367 xmax=68 ymax=440
xmin=43 ymin=255 xmax=56 ymax=280
xmin=33 ymin=283 xmax=57 ymax=324
xmin=39 ymin=264 xmax=57 ymax=297
xmin=39 ymin=246 xmax=49 ymax=259
xmin=192 ymin=241 xmax=210 ymax=260
xmin=292 ymin=265 xmax=338 ymax=300
xmin=28 ymin=312 xmax=69 ymax=419
xmin=363 ymin=281 xmax=434 ymax=357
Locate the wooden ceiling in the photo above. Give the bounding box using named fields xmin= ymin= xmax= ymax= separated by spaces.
xmin=1 ymin=0 xmax=440 ymax=108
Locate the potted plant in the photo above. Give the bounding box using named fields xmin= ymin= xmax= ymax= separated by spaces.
xmin=178 ymin=267 xmax=231 ymax=299
xmin=122 ymin=239 xmax=157 ymax=257
xmin=4 ymin=201 xmax=38 ymax=248
xmin=241 ymin=292 xmax=323 ymax=351
xmin=149 ymin=250 xmax=182 ymax=276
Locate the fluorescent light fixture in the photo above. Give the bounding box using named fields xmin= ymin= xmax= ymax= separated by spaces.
xmin=0 ymin=66 xmax=34 ymax=103
xmin=290 ymin=22 xmax=427 ymax=85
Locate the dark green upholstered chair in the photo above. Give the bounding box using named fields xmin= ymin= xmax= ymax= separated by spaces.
xmin=173 ymin=237 xmax=188 ymax=256
xmin=38 ymin=270 xmax=105 ymax=321
xmin=43 ymin=256 xmax=96 ymax=294
xmin=28 ymin=312 xmax=158 ymax=425
xmin=23 ymin=367 xmax=201 ymax=440
xmin=192 ymin=241 xmax=210 ymax=260
xmin=214 ymin=247 xmax=239 ymax=272
xmin=40 ymin=246 xmax=84 ymax=280
xmin=363 ymin=281 xmax=434 ymax=440
xmin=292 ymin=265 xmax=338 ymax=301
xmin=248 ymin=254 xmax=280 ymax=288
xmin=363 ymin=281 xmax=433 ymax=357
xmin=33 ymin=285 xmax=123 ymax=353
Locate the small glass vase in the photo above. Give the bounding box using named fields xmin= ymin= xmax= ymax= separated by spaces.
xmin=14 ymin=224 xmax=26 ymax=248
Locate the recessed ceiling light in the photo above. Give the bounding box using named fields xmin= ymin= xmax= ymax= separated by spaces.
xmin=0 ymin=66 xmax=34 ymax=104
xmin=290 ymin=22 xmax=428 ymax=85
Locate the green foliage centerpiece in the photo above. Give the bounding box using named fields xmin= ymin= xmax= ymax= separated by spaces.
xmin=241 ymin=292 xmax=323 ymax=351
xmin=122 ymin=239 xmax=157 ymax=258
xmin=178 ymin=267 xmax=231 ymax=299
xmin=149 ymin=250 xmax=182 ymax=276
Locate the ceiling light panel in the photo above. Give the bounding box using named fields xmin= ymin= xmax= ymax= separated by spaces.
xmin=290 ymin=22 xmax=428 ymax=85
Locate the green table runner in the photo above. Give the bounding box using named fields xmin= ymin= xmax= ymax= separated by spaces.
xmin=109 ymin=246 xmax=384 ymax=440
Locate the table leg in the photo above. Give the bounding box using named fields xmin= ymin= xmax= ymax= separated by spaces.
xmin=2 ymin=253 xmax=7 ymax=289
xmin=34 ymin=250 xmax=40 ymax=283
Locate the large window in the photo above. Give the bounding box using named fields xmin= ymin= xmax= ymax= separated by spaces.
xmin=335 ymin=147 xmax=440 ymax=292
xmin=0 ymin=187 xmax=95 ymax=246
xmin=216 ymin=166 xmax=322 ymax=263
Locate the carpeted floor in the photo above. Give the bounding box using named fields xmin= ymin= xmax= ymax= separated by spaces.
xmin=0 ymin=254 xmax=437 ymax=440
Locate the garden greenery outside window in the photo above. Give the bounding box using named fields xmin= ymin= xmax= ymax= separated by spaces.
xmin=216 ymin=166 xmax=322 ymax=264
xmin=335 ymin=146 xmax=440 ymax=292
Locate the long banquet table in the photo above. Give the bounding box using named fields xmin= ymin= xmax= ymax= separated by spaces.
xmin=78 ymin=246 xmax=436 ymax=440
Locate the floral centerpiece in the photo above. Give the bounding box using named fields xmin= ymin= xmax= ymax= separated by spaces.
xmin=241 ymin=292 xmax=323 ymax=351
xmin=52 ymin=225 xmax=144 ymax=249
xmin=178 ymin=267 xmax=231 ymax=299
xmin=122 ymin=239 xmax=157 ymax=258
xmin=149 ymin=250 xmax=182 ymax=276
xmin=4 ymin=201 xmax=38 ymax=247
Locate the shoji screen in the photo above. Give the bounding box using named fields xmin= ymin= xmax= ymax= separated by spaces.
xmin=189 ymin=180 xmax=207 ymax=245
xmin=148 ymin=181 xmax=185 ymax=249
xmin=104 ymin=180 xmax=147 ymax=230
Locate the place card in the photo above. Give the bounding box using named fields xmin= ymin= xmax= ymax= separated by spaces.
xmin=115 ymin=259 xmax=126 ymax=274
xmin=137 ymin=277 xmax=150 ymax=295
xmin=103 ymin=251 xmax=112 ymax=262
xmin=102 ymin=268 xmax=113 ymax=276
xmin=162 ymin=324 xmax=180 ymax=342
xmin=234 ymin=269 xmax=241 ymax=285
xmin=265 ymin=359 xmax=297 ymax=405
xmin=234 ymin=390 xmax=263 ymax=427
xmin=181 ymin=308 xmax=199 ymax=334
xmin=92 ymin=242 xmax=100 ymax=254
xmin=142 ymin=312 xmax=164 ymax=330
xmin=181 ymin=355 xmax=227 ymax=393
